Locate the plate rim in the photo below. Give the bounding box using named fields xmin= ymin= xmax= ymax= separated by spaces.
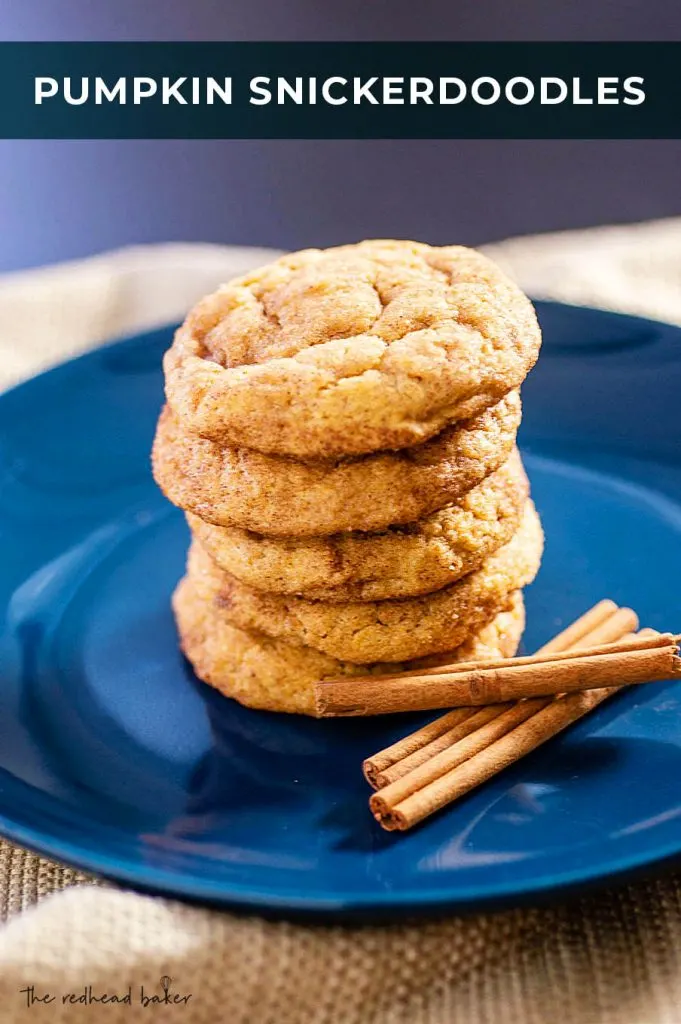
xmin=1 ymin=785 xmax=680 ymax=917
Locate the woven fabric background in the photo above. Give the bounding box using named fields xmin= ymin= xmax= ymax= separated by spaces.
xmin=1 ymin=221 xmax=681 ymax=1024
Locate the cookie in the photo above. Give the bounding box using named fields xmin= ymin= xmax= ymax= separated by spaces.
xmin=174 ymin=583 xmax=526 ymax=716
xmin=188 ymin=449 xmax=529 ymax=601
xmin=152 ymin=392 xmax=520 ymax=537
xmin=163 ymin=240 xmax=541 ymax=459
xmin=185 ymin=501 xmax=542 ymax=664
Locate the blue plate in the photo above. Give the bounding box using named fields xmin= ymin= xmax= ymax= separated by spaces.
xmin=1 ymin=301 xmax=681 ymax=917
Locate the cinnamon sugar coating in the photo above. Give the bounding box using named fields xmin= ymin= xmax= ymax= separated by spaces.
xmin=163 ymin=240 xmax=540 ymax=458
xmin=152 ymin=392 xmax=520 ymax=537
xmin=174 ymin=586 xmax=525 ymax=716
xmin=188 ymin=450 xmax=529 ymax=601
xmin=184 ymin=502 xmax=542 ymax=664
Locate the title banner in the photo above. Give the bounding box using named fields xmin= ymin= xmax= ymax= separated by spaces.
xmin=0 ymin=42 xmax=678 ymax=138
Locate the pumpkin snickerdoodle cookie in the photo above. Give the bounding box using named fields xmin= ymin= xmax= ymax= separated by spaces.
xmin=174 ymin=584 xmax=526 ymax=716
xmin=185 ymin=502 xmax=542 ymax=664
xmin=188 ymin=449 xmax=529 ymax=602
xmin=152 ymin=392 xmax=521 ymax=537
xmin=163 ymin=240 xmax=541 ymax=459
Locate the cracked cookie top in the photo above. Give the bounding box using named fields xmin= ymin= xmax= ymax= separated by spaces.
xmin=163 ymin=240 xmax=541 ymax=459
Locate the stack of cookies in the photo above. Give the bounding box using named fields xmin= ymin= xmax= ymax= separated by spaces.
xmin=152 ymin=240 xmax=544 ymax=716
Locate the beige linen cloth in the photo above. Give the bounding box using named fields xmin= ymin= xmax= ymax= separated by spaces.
xmin=2 ymin=220 xmax=681 ymax=1023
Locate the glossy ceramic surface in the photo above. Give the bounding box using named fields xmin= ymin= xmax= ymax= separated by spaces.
xmin=1 ymin=301 xmax=680 ymax=916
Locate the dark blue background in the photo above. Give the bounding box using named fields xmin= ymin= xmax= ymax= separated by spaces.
xmin=1 ymin=0 xmax=679 ymax=272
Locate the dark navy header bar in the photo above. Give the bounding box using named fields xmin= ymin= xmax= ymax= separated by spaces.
xmin=0 ymin=42 xmax=677 ymax=138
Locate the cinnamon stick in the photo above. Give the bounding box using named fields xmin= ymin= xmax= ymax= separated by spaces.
xmin=381 ymin=600 xmax=631 ymax=683
xmin=535 ymin=599 xmax=619 ymax=654
xmin=316 ymin=633 xmax=679 ymax=717
xmin=560 ymin=607 xmax=643 ymax=650
xmin=373 ymin=689 xmax=613 ymax=830
xmin=372 ymin=627 xmax=659 ymax=831
xmin=370 ymin=697 xmax=554 ymax=818
xmin=365 ymin=704 xmax=514 ymax=789
xmin=363 ymin=601 xmax=638 ymax=787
